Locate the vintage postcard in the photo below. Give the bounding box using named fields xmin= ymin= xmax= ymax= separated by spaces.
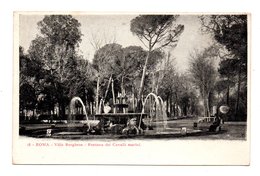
xmin=13 ymin=12 xmax=250 ymax=165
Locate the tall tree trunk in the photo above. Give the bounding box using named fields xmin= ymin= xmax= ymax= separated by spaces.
xmin=235 ymin=64 xmax=242 ymax=120
xmin=227 ymin=76 xmax=230 ymax=106
xmin=132 ymin=89 xmax=135 ymax=112
xmin=88 ymin=101 xmax=91 ymax=115
xmin=152 ymin=72 xmax=155 ymax=93
xmin=166 ymin=95 xmax=169 ymax=116
xmin=104 ymin=75 xmax=112 ymax=101
xmin=170 ymin=94 xmax=173 ymax=117
xmin=206 ymin=93 xmax=211 ymax=117
xmin=111 ymin=79 xmax=116 ymax=113
xmin=137 ymin=48 xmax=151 ymax=112
xmin=175 ymin=92 xmax=178 ymax=116
xmin=201 ymin=70 xmax=207 ymax=117
xmin=60 ymin=103 xmax=66 ymax=120
xmin=121 ymin=76 xmax=125 ymax=96
xmin=138 ymin=50 xmax=150 ymax=99
xmin=183 ymin=105 xmax=187 ymax=116
xmin=111 ymin=79 xmax=115 ymax=104
xmin=33 ymin=109 xmax=35 ymax=119
xmin=91 ymin=102 xmax=93 ymax=115
xmin=95 ymin=75 xmax=100 ymax=114
xmin=203 ymin=98 xmax=207 ymax=117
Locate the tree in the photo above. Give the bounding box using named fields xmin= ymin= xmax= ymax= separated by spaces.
xmin=92 ymin=43 xmax=165 ymax=113
xmin=36 ymin=15 xmax=82 ymax=82
xmin=130 ymin=15 xmax=184 ymax=111
xmin=158 ymin=62 xmax=197 ymax=117
xmin=88 ymin=29 xmax=118 ymax=113
xmin=200 ymin=15 xmax=247 ymax=120
xmin=28 ymin=15 xmax=83 ymax=117
xmin=93 ymin=43 xmax=123 ymax=79
xmin=113 ymin=46 xmax=145 ymax=96
xmin=120 ymin=47 xmax=164 ymax=96
xmin=64 ymin=57 xmax=96 ymax=115
xmin=19 ymin=46 xmax=40 ymax=118
xmin=92 ymin=43 xmax=123 ymax=111
xmin=157 ymin=59 xmax=178 ymax=116
xmin=189 ymin=47 xmax=218 ymax=117
xmin=200 ymin=15 xmax=247 ymax=64
xmin=37 ymin=84 xmax=57 ymax=117
xmin=20 ymin=83 xmax=37 ymax=118
xmin=218 ymin=58 xmax=237 ymax=105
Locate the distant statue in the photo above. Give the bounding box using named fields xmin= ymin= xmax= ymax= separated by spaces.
xmin=104 ymin=102 xmax=111 ymax=114
xmin=122 ymin=118 xmax=139 ymax=135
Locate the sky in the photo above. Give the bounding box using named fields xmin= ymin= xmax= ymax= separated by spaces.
xmin=19 ymin=14 xmax=213 ymax=72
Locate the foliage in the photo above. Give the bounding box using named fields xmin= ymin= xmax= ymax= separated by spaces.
xmin=131 ymin=15 xmax=184 ymax=50
xmin=19 ymin=46 xmax=39 ymax=112
xmin=92 ymin=43 xmax=164 ymax=101
xmin=189 ymin=47 xmax=218 ymax=116
xmin=200 ymin=15 xmax=247 ymax=120
xmin=130 ymin=15 xmax=184 ymax=107
xmin=23 ymin=15 xmax=94 ymax=117
xmin=19 ymin=15 xmax=248 ymax=122
xmin=93 ymin=43 xmax=123 ymax=79
xmin=20 ymin=83 xmax=37 ymax=111
xmin=201 ymin=15 xmax=247 ymax=60
xmin=38 ymin=15 xmax=82 ymax=47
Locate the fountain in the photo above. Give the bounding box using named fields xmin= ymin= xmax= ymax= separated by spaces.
xmin=68 ymin=97 xmax=90 ymax=129
xmin=20 ymin=91 xmax=205 ymax=138
xmin=69 ymin=97 xmax=88 ymax=121
xmin=68 ymin=97 xmax=99 ymax=131
xmin=138 ymin=93 xmax=168 ymax=132
xmin=158 ymin=96 xmax=168 ymax=129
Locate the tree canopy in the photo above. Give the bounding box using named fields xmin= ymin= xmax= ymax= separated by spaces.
xmin=19 ymin=14 xmax=248 ymax=122
xmin=130 ymin=15 xmax=184 ymax=108
xmin=200 ymin=15 xmax=248 ymax=120
xmin=24 ymin=15 xmax=88 ymax=117
xmin=130 ymin=15 xmax=184 ymax=50
xmin=38 ymin=15 xmax=82 ymax=47
xmin=189 ymin=47 xmax=218 ymax=116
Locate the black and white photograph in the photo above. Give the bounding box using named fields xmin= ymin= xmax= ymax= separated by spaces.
xmin=13 ymin=12 xmax=250 ymax=165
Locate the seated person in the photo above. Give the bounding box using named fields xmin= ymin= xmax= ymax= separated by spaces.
xmin=209 ymin=115 xmax=221 ymax=132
